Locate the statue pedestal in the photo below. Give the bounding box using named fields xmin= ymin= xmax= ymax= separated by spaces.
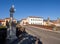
xmin=7 ymin=26 xmax=17 ymax=42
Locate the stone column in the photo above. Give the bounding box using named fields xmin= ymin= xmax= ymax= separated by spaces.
xmin=7 ymin=5 xmax=17 ymax=41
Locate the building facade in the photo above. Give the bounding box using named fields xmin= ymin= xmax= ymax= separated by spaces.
xmin=0 ymin=18 xmax=17 ymax=26
xmin=0 ymin=19 xmax=5 ymax=26
xmin=27 ymin=16 xmax=43 ymax=25
xmin=20 ymin=19 xmax=28 ymax=26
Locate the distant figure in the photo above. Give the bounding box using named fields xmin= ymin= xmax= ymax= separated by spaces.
xmin=6 ymin=21 xmax=9 ymax=28
xmin=0 ymin=22 xmax=2 ymax=26
xmin=11 ymin=21 xmax=16 ymax=27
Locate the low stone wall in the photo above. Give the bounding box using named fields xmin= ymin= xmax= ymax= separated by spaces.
xmin=28 ymin=24 xmax=60 ymax=31
xmin=28 ymin=24 xmax=55 ymax=30
xmin=16 ymin=26 xmax=26 ymax=38
xmin=55 ymin=26 xmax=60 ymax=31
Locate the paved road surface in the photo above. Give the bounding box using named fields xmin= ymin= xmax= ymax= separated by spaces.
xmin=25 ymin=26 xmax=60 ymax=44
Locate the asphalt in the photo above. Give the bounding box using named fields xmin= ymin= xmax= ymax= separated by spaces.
xmin=25 ymin=26 xmax=60 ymax=44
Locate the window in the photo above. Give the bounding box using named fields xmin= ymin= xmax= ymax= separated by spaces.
xmin=31 ymin=19 xmax=32 ymax=21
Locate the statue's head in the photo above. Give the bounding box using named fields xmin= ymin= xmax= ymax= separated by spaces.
xmin=11 ymin=5 xmax=14 ymax=8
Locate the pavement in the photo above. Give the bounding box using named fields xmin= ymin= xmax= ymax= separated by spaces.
xmin=25 ymin=26 xmax=60 ymax=44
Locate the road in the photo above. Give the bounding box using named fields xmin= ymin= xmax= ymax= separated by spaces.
xmin=25 ymin=26 xmax=60 ymax=44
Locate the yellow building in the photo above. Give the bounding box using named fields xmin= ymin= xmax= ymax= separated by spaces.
xmin=0 ymin=19 xmax=5 ymax=26
xmin=0 ymin=18 xmax=17 ymax=26
xmin=20 ymin=19 xmax=28 ymax=26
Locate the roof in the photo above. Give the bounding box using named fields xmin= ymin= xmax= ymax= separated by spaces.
xmin=28 ymin=16 xmax=43 ymax=18
xmin=43 ymin=20 xmax=47 ymax=22
xmin=0 ymin=19 xmax=5 ymax=22
xmin=45 ymin=20 xmax=58 ymax=24
xmin=5 ymin=18 xmax=10 ymax=19
xmin=5 ymin=18 xmax=16 ymax=20
xmin=21 ymin=18 xmax=26 ymax=20
xmin=43 ymin=19 xmax=57 ymax=22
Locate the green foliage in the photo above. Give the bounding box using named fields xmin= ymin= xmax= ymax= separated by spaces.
xmin=0 ymin=26 xmax=6 ymax=29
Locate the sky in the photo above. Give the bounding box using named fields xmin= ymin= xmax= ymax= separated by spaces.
xmin=0 ymin=0 xmax=60 ymax=20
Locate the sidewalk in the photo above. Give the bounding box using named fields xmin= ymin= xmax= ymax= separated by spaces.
xmin=29 ymin=25 xmax=60 ymax=33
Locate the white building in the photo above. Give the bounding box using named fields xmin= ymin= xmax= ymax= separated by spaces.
xmin=27 ymin=16 xmax=43 ymax=25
